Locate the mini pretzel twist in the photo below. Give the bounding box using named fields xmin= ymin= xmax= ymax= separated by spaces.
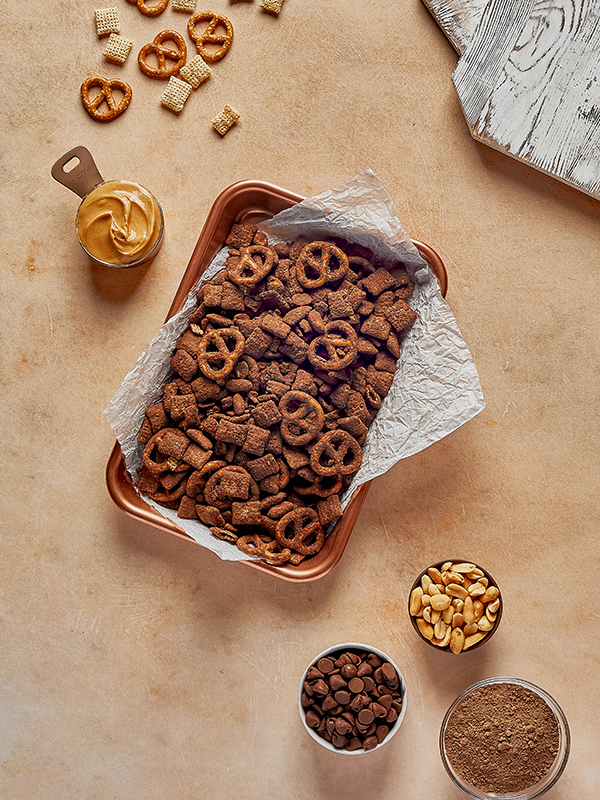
xmin=186 ymin=460 xmax=227 ymax=498
xmin=80 ymin=76 xmax=132 ymax=122
xmin=197 ymin=327 xmax=245 ymax=383
xmin=307 ymin=320 xmax=358 ymax=371
xmin=138 ymin=30 xmax=187 ymax=79
xmin=226 ymin=245 xmax=277 ymax=286
xmin=142 ymin=429 xmax=189 ymax=474
xmin=295 ymin=242 xmax=349 ymax=289
xmin=127 ymin=0 xmax=169 ymax=16
xmin=203 ymin=466 xmax=259 ymax=509
xmin=236 ymin=533 xmax=292 ymax=564
xmin=187 ymin=11 xmax=234 ymax=63
xmin=295 ymin=472 xmax=343 ymax=498
xmin=310 ymin=429 xmax=363 ymax=477
xmin=275 ymin=508 xmax=325 ymax=556
xmin=279 ymin=391 xmax=325 ymax=446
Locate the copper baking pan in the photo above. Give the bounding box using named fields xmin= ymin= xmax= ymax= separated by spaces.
xmin=105 ymin=180 xmax=448 ymax=582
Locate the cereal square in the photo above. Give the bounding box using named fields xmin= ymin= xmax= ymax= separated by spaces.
xmin=103 ymin=33 xmax=133 ymax=64
xmin=212 ymin=104 xmax=240 ymax=136
xmin=385 ymin=298 xmax=418 ymax=332
xmin=172 ymin=0 xmax=196 ymax=10
xmin=260 ymin=0 xmax=284 ymax=13
xmin=95 ymin=7 xmax=120 ymax=36
xmin=160 ymin=76 xmax=193 ymax=114
xmin=179 ymin=55 xmax=212 ymax=88
xmin=242 ymin=425 xmax=270 ymax=457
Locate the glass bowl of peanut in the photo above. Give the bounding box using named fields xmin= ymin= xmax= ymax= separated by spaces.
xmin=408 ymin=560 xmax=502 ymax=653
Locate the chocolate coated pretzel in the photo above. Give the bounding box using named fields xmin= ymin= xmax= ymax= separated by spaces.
xmin=226 ymin=245 xmax=277 ymax=286
xmin=142 ymin=428 xmax=188 ymax=474
xmin=138 ymin=30 xmax=187 ymax=79
xmin=296 ymin=242 xmax=349 ymax=289
xmin=295 ymin=472 xmax=343 ymax=498
xmin=307 ymin=320 xmax=358 ymax=371
xmin=186 ymin=460 xmax=227 ymax=497
xmin=310 ymin=429 xmax=363 ymax=476
xmin=80 ymin=76 xmax=132 ymax=122
xmin=187 ymin=11 xmax=234 ymax=63
xmin=279 ymin=391 xmax=324 ymax=446
xmin=236 ymin=533 xmax=292 ymax=564
xmin=275 ymin=508 xmax=325 ymax=555
xmin=197 ymin=327 xmax=245 ymax=383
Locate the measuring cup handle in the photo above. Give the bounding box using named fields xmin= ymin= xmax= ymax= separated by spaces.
xmin=51 ymin=145 xmax=104 ymax=198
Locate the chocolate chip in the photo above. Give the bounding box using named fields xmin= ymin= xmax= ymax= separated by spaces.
xmin=305 ymin=710 xmax=321 ymax=728
xmin=334 ymin=690 xmax=351 ymax=705
xmin=357 ymin=708 xmax=375 ymax=726
xmin=348 ymin=677 xmax=365 ymax=694
xmin=340 ymin=664 xmax=357 ymax=679
xmin=317 ymin=657 xmax=334 ymax=674
xmin=312 ymin=679 xmax=330 ymax=697
xmin=329 ymin=674 xmax=347 ymax=692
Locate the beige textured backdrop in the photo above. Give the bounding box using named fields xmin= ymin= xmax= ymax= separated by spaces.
xmin=2 ymin=0 xmax=599 ymax=797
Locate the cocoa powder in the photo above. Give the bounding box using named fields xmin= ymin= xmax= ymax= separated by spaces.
xmin=444 ymin=682 xmax=559 ymax=794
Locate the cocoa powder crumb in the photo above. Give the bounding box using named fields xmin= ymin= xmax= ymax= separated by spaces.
xmin=444 ymin=683 xmax=559 ymax=794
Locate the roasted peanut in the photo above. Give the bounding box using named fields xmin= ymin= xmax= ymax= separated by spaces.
xmin=428 ymin=567 xmax=444 ymax=584
xmin=410 ymin=587 xmax=423 ymax=616
xmin=430 ymin=593 xmax=451 ymax=611
xmin=417 ymin=618 xmax=434 ymax=640
xmin=450 ymin=628 xmax=465 ymax=654
xmin=446 ymin=583 xmax=468 ymax=601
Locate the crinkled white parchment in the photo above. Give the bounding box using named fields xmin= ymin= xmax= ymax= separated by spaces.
xmin=104 ymin=170 xmax=485 ymax=562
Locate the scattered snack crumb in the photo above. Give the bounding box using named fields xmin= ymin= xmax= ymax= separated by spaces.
xmin=260 ymin=0 xmax=284 ymax=13
xmin=179 ymin=55 xmax=212 ymax=88
xmin=160 ymin=76 xmax=193 ymax=113
xmin=103 ymin=33 xmax=133 ymax=64
xmin=212 ymin=104 xmax=240 ymax=135
xmin=172 ymin=0 xmax=196 ymax=11
xmin=95 ymin=7 xmax=120 ymax=36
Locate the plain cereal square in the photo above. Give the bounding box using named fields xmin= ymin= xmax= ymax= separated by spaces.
xmin=160 ymin=76 xmax=193 ymax=114
xmin=212 ymin=104 xmax=240 ymax=136
xmin=103 ymin=33 xmax=133 ymax=64
xmin=179 ymin=54 xmax=211 ymax=88
xmin=95 ymin=7 xmax=120 ymax=36
xmin=172 ymin=0 xmax=196 ymax=10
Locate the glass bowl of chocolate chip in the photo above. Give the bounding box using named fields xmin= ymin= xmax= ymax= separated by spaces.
xmin=408 ymin=560 xmax=502 ymax=653
xmin=440 ymin=677 xmax=570 ymax=799
xmin=298 ymin=643 xmax=407 ymax=754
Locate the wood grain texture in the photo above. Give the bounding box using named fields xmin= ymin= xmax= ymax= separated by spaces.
xmin=421 ymin=0 xmax=488 ymax=52
xmin=452 ymin=0 xmax=600 ymax=199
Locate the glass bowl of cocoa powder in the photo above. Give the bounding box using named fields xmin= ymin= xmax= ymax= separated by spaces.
xmin=440 ymin=677 xmax=570 ymax=799
xmin=298 ymin=643 xmax=407 ymax=754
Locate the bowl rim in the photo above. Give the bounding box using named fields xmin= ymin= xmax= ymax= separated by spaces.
xmin=439 ymin=676 xmax=571 ymax=799
xmin=297 ymin=642 xmax=407 ymax=755
xmin=408 ymin=559 xmax=503 ymax=653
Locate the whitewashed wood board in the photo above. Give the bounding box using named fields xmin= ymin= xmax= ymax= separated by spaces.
xmin=421 ymin=0 xmax=488 ymax=53
xmin=427 ymin=0 xmax=600 ymax=200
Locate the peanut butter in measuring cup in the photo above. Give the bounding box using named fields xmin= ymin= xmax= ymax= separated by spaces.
xmin=51 ymin=146 xmax=164 ymax=268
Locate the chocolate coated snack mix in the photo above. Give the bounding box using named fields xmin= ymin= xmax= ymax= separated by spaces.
xmin=134 ymin=222 xmax=418 ymax=564
xmin=301 ymin=648 xmax=403 ymax=751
